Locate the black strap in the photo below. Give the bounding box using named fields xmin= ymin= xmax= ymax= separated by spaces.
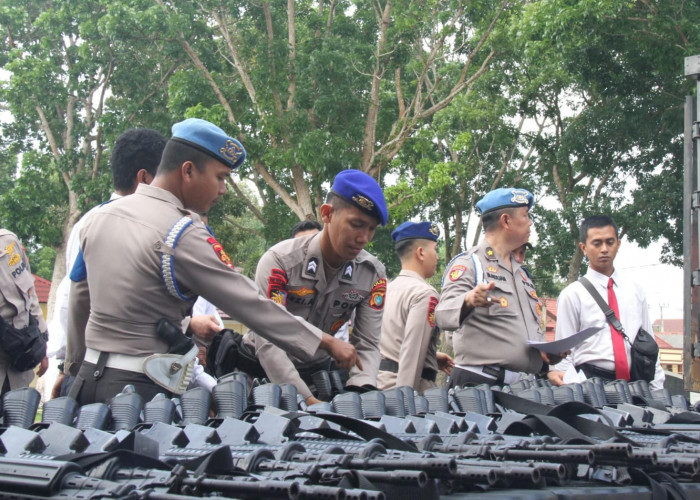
xmin=379 ymin=358 xmax=437 ymax=382
xmin=578 ymin=277 xmax=628 ymax=340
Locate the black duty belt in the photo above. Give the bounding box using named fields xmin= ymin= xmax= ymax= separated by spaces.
xmin=379 ymin=358 xmax=437 ymax=382
xmin=575 ymin=362 xmax=616 ymax=381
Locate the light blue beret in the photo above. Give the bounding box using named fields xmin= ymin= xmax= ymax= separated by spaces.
xmin=171 ymin=118 xmax=246 ymax=169
xmin=476 ymin=187 xmax=534 ymax=215
xmin=391 ymin=221 xmax=440 ymax=243
xmin=331 ymin=169 xmax=388 ymax=226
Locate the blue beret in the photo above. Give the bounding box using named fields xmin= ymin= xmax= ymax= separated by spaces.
xmin=171 ymin=118 xmax=246 ymax=169
xmin=392 ymin=221 xmax=440 ymax=243
xmin=331 ymin=169 xmax=388 ymax=226
xmin=476 ymin=187 xmax=534 ymax=215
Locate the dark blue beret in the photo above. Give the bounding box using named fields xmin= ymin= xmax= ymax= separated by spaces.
xmin=476 ymin=187 xmax=534 ymax=215
xmin=330 ymin=169 xmax=388 ymax=226
xmin=171 ymin=118 xmax=246 ymax=169
xmin=391 ymin=221 xmax=440 ymax=243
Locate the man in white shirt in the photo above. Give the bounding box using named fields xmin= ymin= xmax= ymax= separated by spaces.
xmin=548 ymin=215 xmax=664 ymax=390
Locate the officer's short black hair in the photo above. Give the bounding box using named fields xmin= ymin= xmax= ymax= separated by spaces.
xmin=481 ymin=207 xmax=517 ymax=232
xmin=579 ymin=215 xmax=619 ymax=243
xmin=290 ymin=220 xmax=322 ymax=238
xmin=395 ymin=238 xmax=419 ymax=260
xmin=111 ymin=128 xmax=167 ymax=191
xmin=158 ymin=139 xmax=216 ymax=174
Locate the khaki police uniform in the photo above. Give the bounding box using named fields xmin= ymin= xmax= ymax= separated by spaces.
xmin=435 ymin=241 xmax=544 ymax=384
xmin=0 ymin=229 xmax=48 ymax=392
xmin=66 ymin=183 xmax=324 ymax=404
xmin=377 ymin=270 xmax=439 ymax=393
xmin=244 ymin=232 xmax=386 ymax=399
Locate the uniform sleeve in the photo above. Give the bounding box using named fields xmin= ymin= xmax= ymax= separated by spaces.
xmin=173 ymin=229 xmax=323 ymax=366
xmin=250 ymin=249 xmax=315 ymax=399
xmin=346 ymin=269 xmax=386 ymax=388
xmin=395 ymin=290 xmax=438 ymax=389
xmin=435 ymin=257 xmax=475 ymax=330
xmin=65 ymin=274 xmax=90 ymax=375
xmin=550 ymin=286 xmax=580 ymax=373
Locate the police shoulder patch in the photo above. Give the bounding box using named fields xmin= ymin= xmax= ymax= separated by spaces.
xmin=427 ymin=296 xmax=439 ymax=327
xmin=448 ymin=265 xmax=466 ymax=281
xmin=207 ymin=237 xmax=234 ymax=269
xmin=267 ymin=268 xmax=289 ymax=306
xmin=369 ymin=278 xmax=386 ymax=310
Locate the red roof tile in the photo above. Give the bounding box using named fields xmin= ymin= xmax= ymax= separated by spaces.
xmin=652 ymin=319 xmax=683 ymax=334
xmin=32 ymin=274 xmax=51 ymax=303
xmin=654 ymin=334 xmax=674 ymax=349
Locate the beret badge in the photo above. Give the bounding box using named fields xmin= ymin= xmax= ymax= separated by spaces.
xmin=429 ymin=223 xmax=439 ymax=236
xmin=510 ymin=189 xmax=530 ymax=206
xmin=220 ymin=139 xmax=244 ymax=164
xmin=352 ymin=193 xmax=375 ymax=211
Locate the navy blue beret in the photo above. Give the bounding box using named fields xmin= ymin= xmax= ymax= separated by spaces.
xmin=476 ymin=187 xmax=534 ymax=215
xmin=331 ymin=169 xmax=388 ymax=226
xmin=392 ymin=221 xmax=440 ymax=243
xmin=171 ymin=118 xmax=246 ymax=169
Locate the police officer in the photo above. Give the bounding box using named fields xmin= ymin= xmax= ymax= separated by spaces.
xmin=0 ymin=229 xmax=49 ymax=395
xmin=377 ymin=221 xmax=453 ymax=393
xmin=244 ymin=169 xmax=388 ymax=405
xmin=435 ymin=188 xmax=561 ymax=387
xmin=65 ymin=118 xmax=358 ymax=405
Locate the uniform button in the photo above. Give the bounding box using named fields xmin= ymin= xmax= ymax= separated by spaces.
xmin=155 ymin=242 xmax=162 ymax=250
xmin=93 ymin=370 xmax=100 ymax=377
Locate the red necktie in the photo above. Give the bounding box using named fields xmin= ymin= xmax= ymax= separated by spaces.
xmin=607 ymin=278 xmax=630 ymax=380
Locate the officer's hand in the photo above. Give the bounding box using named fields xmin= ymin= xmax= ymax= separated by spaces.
xmin=320 ymin=333 xmax=361 ymax=371
xmin=437 ymin=352 xmax=454 ymax=374
xmin=188 ymin=315 xmax=222 ymax=343
xmin=36 ymin=356 xmax=49 ymax=377
xmin=465 ymin=282 xmax=496 ymax=308
xmin=50 ymin=372 xmax=65 ymax=399
xmin=547 ymin=370 xmax=566 ymax=386
xmin=540 ymin=350 xmax=569 ymax=365
xmin=305 ymin=395 xmax=323 ymax=406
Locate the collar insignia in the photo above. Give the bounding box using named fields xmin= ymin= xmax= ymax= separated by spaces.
xmin=485 ymin=247 xmax=497 ymax=261
xmin=343 ymin=263 xmax=353 ymax=280
xmin=306 ymin=257 xmax=318 ymax=276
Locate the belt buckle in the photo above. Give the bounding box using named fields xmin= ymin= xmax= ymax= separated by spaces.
xmin=482 ymin=365 xmax=504 ymax=382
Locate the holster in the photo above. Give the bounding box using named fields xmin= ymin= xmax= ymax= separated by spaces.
xmin=142 ymin=345 xmax=198 ymax=394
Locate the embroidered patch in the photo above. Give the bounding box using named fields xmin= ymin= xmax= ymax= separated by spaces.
xmin=270 ymin=289 xmax=287 ymax=305
xmin=342 ymin=290 xmax=365 ymax=302
xmin=536 ymin=303 xmax=542 ymax=316
xmin=207 ymin=237 xmax=234 ymax=269
xmin=499 ymin=296 xmax=508 ymax=308
xmin=448 ymin=265 xmax=466 ymax=281
xmin=288 ymin=287 xmax=315 ymax=297
xmin=8 ymin=253 xmax=20 ymax=267
xmin=520 ymin=270 xmax=528 ymax=281
xmin=4 ymin=242 xmax=15 ymax=255
xmin=487 ymin=265 xmax=498 ymax=273
xmin=369 ymin=278 xmax=386 ymax=310
xmin=530 ymin=290 xmax=538 ymax=299
xmin=267 ymin=268 xmax=288 ymax=305
xmin=331 ymin=318 xmax=346 ymax=333
xmin=306 ymin=258 xmax=318 ymax=276
xmin=427 ymin=296 xmax=439 ymax=327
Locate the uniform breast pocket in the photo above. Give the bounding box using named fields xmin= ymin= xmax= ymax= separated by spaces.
xmin=486 ymin=281 xmax=518 ymax=318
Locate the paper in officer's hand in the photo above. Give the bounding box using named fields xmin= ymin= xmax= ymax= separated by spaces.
xmin=527 ymin=325 xmax=605 ymax=354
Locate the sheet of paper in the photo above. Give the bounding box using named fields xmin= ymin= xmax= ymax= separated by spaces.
xmin=527 ymin=325 xmax=605 ymax=354
xmin=562 ymin=364 xmax=588 ymax=384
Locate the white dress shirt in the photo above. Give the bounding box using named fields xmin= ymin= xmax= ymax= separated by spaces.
xmin=552 ymin=267 xmax=664 ymax=390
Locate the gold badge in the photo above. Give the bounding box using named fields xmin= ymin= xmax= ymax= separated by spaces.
xmin=530 ymin=290 xmax=538 ymax=299
xmin=499 ymin=297 xmax=508 ymax=308
xmin=536 ymin=303 xmax=542 ymax=316
xmin=288 ymin=287 xmax=315 ymax=297
xmin=8 ymin=253 xmax=20 ymax=266
xmin=352 ymin=194 xmax=374 ymax=211
xmin=219 ymin=139 xmax=244 ymax=164
xmin=4 ymin=242 xmax=16 ymax=255
xmin=429 ymin=223 xmax=439 ymax=236
xmin=510 ymin=189 xmax=530 ymax=205
xmin=487 ymin=265 xmax=498 ymax=273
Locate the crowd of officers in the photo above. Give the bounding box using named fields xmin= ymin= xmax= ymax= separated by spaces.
xmin=0 ymin=117 xmax=663 ymax=408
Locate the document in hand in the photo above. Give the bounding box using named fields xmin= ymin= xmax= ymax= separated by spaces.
xmin=527 ymin=325 xmax=606 ymax=354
